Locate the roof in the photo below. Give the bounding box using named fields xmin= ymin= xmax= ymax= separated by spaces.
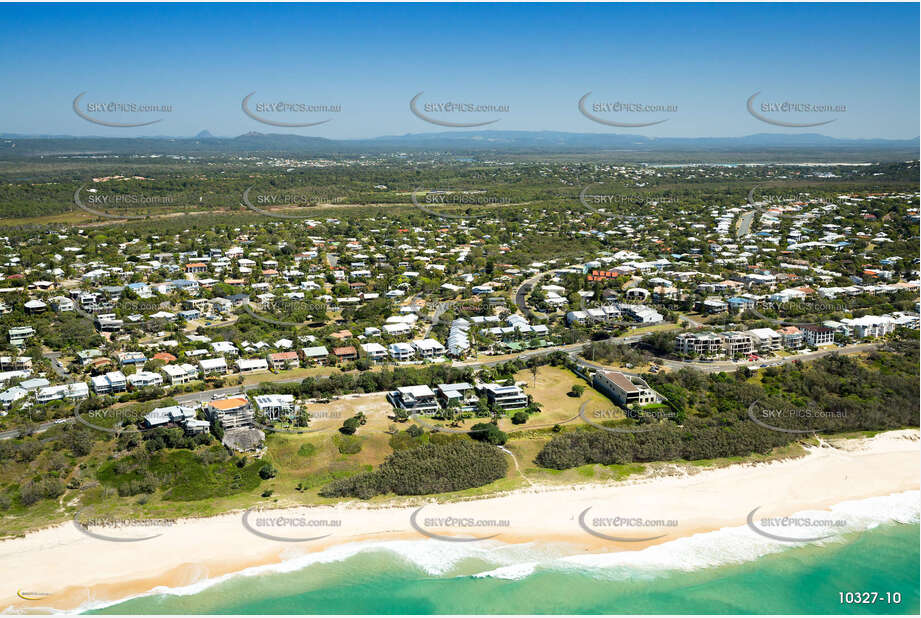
xmin=210 ymin=397 xmax=249 ymax=411
xmin=601 ymin=371 xmax=639 ymax=393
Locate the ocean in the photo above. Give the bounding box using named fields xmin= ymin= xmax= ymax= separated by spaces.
xmin=87 ymin=491 xmax=919 ymax=615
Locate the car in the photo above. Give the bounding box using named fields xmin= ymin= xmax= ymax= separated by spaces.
xmin=760 ymin=363 xmax=767 ymax=368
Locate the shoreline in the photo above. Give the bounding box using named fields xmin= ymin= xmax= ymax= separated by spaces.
xmin=1 ymin=429 xmax=918 ymax=614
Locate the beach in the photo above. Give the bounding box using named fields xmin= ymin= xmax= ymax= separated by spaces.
xmin=2 ymin=429 xmax=918 ymax=614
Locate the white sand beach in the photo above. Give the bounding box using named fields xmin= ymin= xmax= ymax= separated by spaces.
xmin=1 ymin=429 xmax=918 ymax=613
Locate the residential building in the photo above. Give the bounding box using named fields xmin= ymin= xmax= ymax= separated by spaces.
xmin=161 ymin=363 xmax=199 ymax=385
xmin=480 ymin=383 xmax=528 ymax=410
xmin=593 ymin=370 xmax=662 ymax=407
xmin=206 ymin=396 xmax=254 ymax=429
xmin=387 ymin=385 xmax=440 ymax=414
xmin=801 ymin=325 xmax=835 ymax=347
xmin=253 ymin=394 xmax=295 ymax=420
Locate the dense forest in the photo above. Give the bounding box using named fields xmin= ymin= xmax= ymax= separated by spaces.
xmin=537 ymin=339 xmax=919 ymax=469
xmin=319 ymin=439 xmax=507 ymax=499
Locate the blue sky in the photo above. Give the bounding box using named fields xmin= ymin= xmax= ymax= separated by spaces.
xmin=0 ymin=3 xmax=917 ymax=139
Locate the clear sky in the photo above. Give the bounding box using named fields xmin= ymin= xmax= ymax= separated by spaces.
xmin=1 ymin=2 xmax=917 ymax=139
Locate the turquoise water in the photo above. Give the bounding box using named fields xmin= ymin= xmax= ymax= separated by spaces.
xmin=89 ymin=522 xmax=919 ymax=615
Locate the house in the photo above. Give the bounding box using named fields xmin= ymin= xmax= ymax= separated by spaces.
xmin=388 ymin=342 xmax=415 ymax=362
xmin=0 ymin=386 xmax=27 ymax=407
xmin=211 ymin=341 xmax=239 ymax=356
xmin=593 ymin=371 xmax=662 ymax=407
xmin=199 ymin=357 xmax=228 ymax=375
xmin=127 ymin=371 xmax=164 ymax=389
xmin=333 ymin=346 xmax=358 ymax=362
xmin=118 ymin=351 xmax=147 ymax=366
xmin=24 ymin=299 xmax=47 ymax=314
xmin=267 ymin=351 xmax=300 ymax=370
xmin=144 ymin=405 xmax=196 ymax=428
xmin=387 ymin=385 xmax=440 ymax=414
xmin=360 ymin=342 xmax=388 ymax=362
xmin=0 ymin=356 xmax=32 ymax=372
xmin=300 ymin=346 xmax=329 ymax=365
xmin=412 ymin=338 xmax=446 ymax=359
xmin=35 ymin=382 xmax=88 ymax=404
xmin=436 ymin=382 xmax=478 ymax=412
xmin=161 ymin=363 xmax=199 ymax=385
xmin=90 ymin=371 xmax=127 ymax=394
xmin=206 ymin=397 xmax=254 ymax=430
xmin=801 ymin=325 xmax=835 ymax=347
xmin=50 ymin=296 xmax=75 ymax=312
xmin=479 ymin=383 xmax=528 ymax=410
xmin=236 ymin=358 xmax=269 ymax=374
xmin=253 ymin=394 xmax=295 ymax=420
xmin=8 ymin=326 xmax=35 ymax=344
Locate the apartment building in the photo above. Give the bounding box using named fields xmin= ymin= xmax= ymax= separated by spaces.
xmin=778 ymin=326 xmax=805 ymax=349
xmin=206 ymin=396 xmax=254 ymax=430
xmin=745 ymin=328 xmax=783 ymax=352
xmin=675 ymin=332 xmax=724 ymax=357
xmin=722 ymin=331 xmax=754 ymax=357
xmin=841 ymin=315 xmax=896 ymax=339
xmin=801 ymin=325 xmax=835 ymax=347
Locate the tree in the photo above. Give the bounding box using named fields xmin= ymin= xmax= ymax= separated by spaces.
xmin=258 ymin=463 xmax=277 ymax=479
xmin=511 ymin=411 xmax=529 ymax=425
xmin=569 ymin=384 xmax=585 ymax=397
xmin=469 ymin=422 xmax=507 ymax=445
xmin=339 ymin=416 xmax=360 ymax=435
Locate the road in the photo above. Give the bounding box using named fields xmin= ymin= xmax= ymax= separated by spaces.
xmin=1 ymin=336 xmax=884 ymax=440
xmin=736 ymin=210 xmax=755 ymax=238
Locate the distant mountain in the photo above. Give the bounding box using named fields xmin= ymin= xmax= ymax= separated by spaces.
xmin=0 ymin=130 xmax=916 ymax=160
